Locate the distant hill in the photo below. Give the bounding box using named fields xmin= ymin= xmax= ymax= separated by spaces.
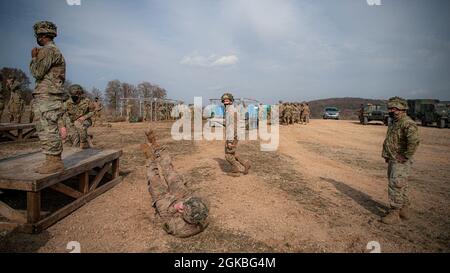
xmin=308 ymin=97 xmax=387 ymax=120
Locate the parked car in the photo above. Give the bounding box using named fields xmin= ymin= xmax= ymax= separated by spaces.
xmin=323 ymin=107 xmax=340 ymax=120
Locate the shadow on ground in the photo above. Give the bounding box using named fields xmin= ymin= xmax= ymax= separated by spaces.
xmin=321 ymin=177 xmax=389 ymax=217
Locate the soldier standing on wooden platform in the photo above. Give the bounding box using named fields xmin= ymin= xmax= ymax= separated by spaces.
xmin=141 ymin=129 xmax=209 ymax=238
xmin=30 ymin=21 xmax=66 ymax=174
xmin=62 ymin=84 xmax=96 ymax=149
xmin=6 ymin=74 xmax=25 ymax=123
xmin=222 ymin=93 xmax=251 ymax=177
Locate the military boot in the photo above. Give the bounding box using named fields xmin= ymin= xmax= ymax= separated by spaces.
xmin=399 ymin=206 xmax=412 ymax=220
xmin=381 ymin=209 xmax=401 ymax=225
xmin=80 ymin=141 xmax=90 ymax=149
xmin=242 ymin=161 xmax=251 ymax=175
xmin=35 ymin=154 xmax=65 ymax=174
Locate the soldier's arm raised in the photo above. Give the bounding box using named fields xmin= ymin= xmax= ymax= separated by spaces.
xmin=30 ymin=47 xmax=55 ymax=80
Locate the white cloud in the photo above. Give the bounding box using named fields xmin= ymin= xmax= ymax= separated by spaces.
xmin=211 ymin=55 xmax=239 ymax=66
xmin=180 ymin=53 xmax=239 ymax=67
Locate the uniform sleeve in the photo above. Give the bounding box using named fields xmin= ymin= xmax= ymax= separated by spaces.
xmin=404 ymin=122 xmax=420 ymax=159
xmin=83 ymin=101 xmax=96 ymax=119
xmin=30 ymin=47 xmax=55 ymax=80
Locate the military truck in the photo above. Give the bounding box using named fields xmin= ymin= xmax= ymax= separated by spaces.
xmin=420 ymin=103 xmax=449 ymax=128
xmin=407 ymin=99 xmax=448 ymax=128
xmin=359 ymin=103 xmax=391 ymax=126
xmin=407 ymin=99 xmax=439 ymax=121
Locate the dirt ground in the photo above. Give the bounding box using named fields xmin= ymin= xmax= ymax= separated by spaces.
xmin=0 ymin=119 xmax=449 ymax=253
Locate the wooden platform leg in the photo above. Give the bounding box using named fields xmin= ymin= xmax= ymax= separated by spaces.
xmin=112 ymin=158 xmax=120 ymax=179
xmin=79 ymin=171 xmax=89 ymax=194
xmin=17 ymin=129 xmax=23 ymax=140
xmin=27 ymin=191 xmax=41 ymax=224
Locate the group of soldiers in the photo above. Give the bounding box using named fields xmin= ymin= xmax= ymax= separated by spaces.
xmin=124 ymin=101 xmax=176 ymax=123
xmin=18 ymin=18 xmax=420 ymax=242
xmin=279 ymin=102 xmax=311 ymax=125
xmin=0 ymin=74 xmax=28 ymax=123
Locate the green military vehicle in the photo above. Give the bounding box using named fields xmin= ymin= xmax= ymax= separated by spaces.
xmin=407 ymin=99 xmax=448 ymax=128
xmin=420 ymin=103 xmax=449 ymax=128
xmin=359 ymin=103 xmax=391 ymax=126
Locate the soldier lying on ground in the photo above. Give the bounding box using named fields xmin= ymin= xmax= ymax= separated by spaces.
xmin=141 ymin=129 xmax=209 ymax=238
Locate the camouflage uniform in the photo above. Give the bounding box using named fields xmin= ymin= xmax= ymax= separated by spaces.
xmin=144 ymin=103 xmax=151 ymax=122
xmin=62 ymin=86 xmax=96 ymax=148
xmin=7 ymin=79 xmax=25 ymax=123
xmin=283 ymin=103 xmax=293 ymax=125
xmin=92 ymin=99 xmax=103 ymax=127
xmin=382 ymin=111 xmax=420 ymax=210
xmin=126 ymin=104 xmax=132 ymax=122
xmin=29 ymin=98 xmax=36 ymax=123
xmin=302 ymin=103 xmax=311 ymax=124
xmin=223 ymin=93 xmax=250 ymax=176
xmin=30 ymin=22 xmax=66 ymax=156
xmin=144 ymin=132 xmax=209 ymax=238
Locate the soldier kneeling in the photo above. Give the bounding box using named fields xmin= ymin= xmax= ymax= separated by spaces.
xmin=141 ymin=129 xmax=209 ymax=237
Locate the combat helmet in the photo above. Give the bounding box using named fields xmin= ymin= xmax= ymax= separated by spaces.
xmin=69 ymin=84 xmax=84 ymax=96
xmin=33 ymin=21 xmax=58 ymax=38
xmin=388 ymin=96 xmax=408 ymax=110
xmin=221 ymin=92 xmax=234 ymax=103
xmin=182 ymin=197 xmax=209 ymax=225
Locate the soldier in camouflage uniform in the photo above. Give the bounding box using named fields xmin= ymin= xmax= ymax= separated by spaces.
xmin=222 ymin=93 xmax=251 ymax=177
xmin=283 ymin=103 xmax=293 ymax=125
xmin=126 ymin=103 xmax=133 ymax=123
xmin=62 ymin=84 xmax=96 ymax=149
xmin=278 ymin=101 xmax=284 ymax=125
xmin=0 ymin=74 xmax=4 ymax=121
xmin=30 ymin=21 xmax=66 ymax=174
xmin=141 ymin=129 xmax=209 ymax=237
xmin=92 ymin=97 xmax=103 ymax=127
xmin=302 ymin=102 xmax=311 ymax=125
xmin=6 ymin=75 xmax=25 ymax=123
xmin=143 ymin=103 xmax=151 ymax=122
xmin=381 ymin=97 xmax=420 ymax=224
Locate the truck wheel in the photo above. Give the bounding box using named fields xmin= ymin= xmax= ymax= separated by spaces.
xmin=363 ymin=117 xmax=368 ymax=125
xmin=438 ymin=119 xmax=446 ymax=129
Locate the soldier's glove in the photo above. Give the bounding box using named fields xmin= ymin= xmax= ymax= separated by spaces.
xmin=396 ymin=154 xmax=407 ymax=164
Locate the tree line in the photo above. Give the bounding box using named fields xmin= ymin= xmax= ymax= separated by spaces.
xmin=1 ymin=67 xmax=168 ymax=110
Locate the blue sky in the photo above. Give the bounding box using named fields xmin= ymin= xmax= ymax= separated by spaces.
xmin=1 ymin=0 xmax=449 ymax=104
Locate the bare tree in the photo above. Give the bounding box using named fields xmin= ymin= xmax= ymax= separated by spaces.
xmin=1 ymin=67 xmax=32 ymax=103
xmin=137 ymin=82 xmax=153 ymax=98
xmin=105 ymin=80 xmax=122 ymax=111
xmin=90 ymin=87 xmax=103 ymax=101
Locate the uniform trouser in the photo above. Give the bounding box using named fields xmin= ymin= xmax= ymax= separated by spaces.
xmin=68 ymin=119 xmax=92 ymax=147
xmin=388 ymin=160 xmax=412 ymax=209
xmin=302 ymin=114 xmax=310 ymax=124
xmin=9 ymin=103 xmax=23 ymax=123
xmin=34 ymin=97 xmax=63 ymax=156
xmin=225 ymin=141 xmax=246 ymax=173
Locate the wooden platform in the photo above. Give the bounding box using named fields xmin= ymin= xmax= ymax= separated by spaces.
xmin=0 ymin=123 xmax=37 ymax=142
xmin=0 ymin=148 xmax=122 ymax=233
